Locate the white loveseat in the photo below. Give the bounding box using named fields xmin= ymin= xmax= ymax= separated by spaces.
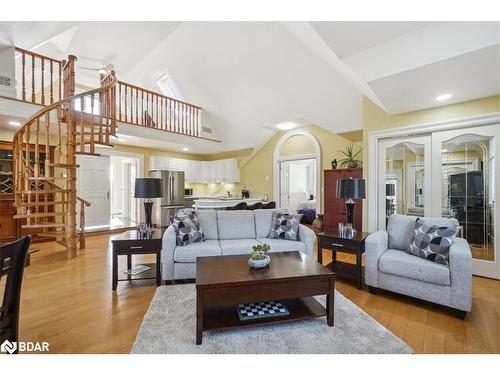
xmin=161 ymin=209 xmax=316 ymax=281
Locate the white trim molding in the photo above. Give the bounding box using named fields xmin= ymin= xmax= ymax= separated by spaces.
xmin=273 ymin=129 xmax=321 ymax=212
xmin=367 ymin=112 xmax=500 ymax=232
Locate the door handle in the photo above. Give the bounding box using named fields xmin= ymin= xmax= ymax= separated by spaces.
xmin=107 ymin=191 xmax=110 ymax=199
xmin=332 ymin=243 xmax=344 ymax=247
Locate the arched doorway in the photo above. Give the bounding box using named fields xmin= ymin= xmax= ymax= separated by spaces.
xmin=273 ymin=129 xmax=321 ymax=213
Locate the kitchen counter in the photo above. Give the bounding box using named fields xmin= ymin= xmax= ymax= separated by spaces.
xmin=192 ymin=197 xmax=264 ymax=209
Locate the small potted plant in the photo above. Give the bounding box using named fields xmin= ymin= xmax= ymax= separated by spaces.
xmin=338 ymin=143 xmax=363 ymax=168
xmin=248 ymin=244 xmax=271 ymax=269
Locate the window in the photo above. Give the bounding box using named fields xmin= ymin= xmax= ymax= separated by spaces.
xmin=156 ymin=73 xmax=185 ymax=101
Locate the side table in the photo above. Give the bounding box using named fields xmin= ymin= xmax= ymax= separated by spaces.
xmin=111 ymin=229 xmax=163 ymax=290
xmin=317 ymin=230 xmax=369 ymax=289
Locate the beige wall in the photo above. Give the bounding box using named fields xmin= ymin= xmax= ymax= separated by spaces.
xmin=0 ymin=128 xmax=16 ymax=142
xmin=239 ymin=124 xmax=359 ymax=211
xmin=279 ymin=134 xmax=316 ymax=157
xmin=362 ymin=94 xmax=500 ymax=230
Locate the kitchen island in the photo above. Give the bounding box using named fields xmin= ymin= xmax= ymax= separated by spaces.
xmin=192 ymin=197 xmax=264 ymax=209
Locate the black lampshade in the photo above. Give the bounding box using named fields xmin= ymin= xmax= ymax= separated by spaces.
xmin=134 ymin=178 xmax=163 ymax=198
xmin=386 ymin=184 xmax=395 ymax=196
xmin=336 ymin=178 xmax=366 ymax=199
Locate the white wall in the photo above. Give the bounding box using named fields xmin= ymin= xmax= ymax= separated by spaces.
xmin=0 ymin=45 xmax=16 ymax=97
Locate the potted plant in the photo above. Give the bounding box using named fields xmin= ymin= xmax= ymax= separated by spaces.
xmin=338 ymin=143 xmax=363 ymax=168
xmin=248 ymin=244 xmax=271 ymax=269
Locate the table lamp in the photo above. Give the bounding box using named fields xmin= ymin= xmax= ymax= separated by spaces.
xmin=336 ymin=177 xmax=366 ymax=231
xmin=134 ymin=178 xmax=163 ymax=229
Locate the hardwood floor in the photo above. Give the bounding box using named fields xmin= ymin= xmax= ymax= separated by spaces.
xmin=6 ymin=233 xmax=500 ymax=353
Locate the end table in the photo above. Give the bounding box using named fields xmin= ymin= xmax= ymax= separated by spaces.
xmin=111 ymin=229 xmax=163 ymax=290
xmin=317 ymin=230 xmax=370 ymax=289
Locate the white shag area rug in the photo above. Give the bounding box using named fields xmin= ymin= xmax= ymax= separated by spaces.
xmin=131 ymin=284 xmax=413 ymax=354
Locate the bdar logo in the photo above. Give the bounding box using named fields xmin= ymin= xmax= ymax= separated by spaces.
xmin=1 ymin=339 xmax=17 ymax=354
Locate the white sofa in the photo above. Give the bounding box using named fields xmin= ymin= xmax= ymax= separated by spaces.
xmin=161 ymin=209 xmax=316 ymax=281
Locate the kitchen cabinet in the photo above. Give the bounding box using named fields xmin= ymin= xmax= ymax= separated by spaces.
xmin=200 ymin=161 xmax=212 ymax=183
xmin=149 ymin=156 xmax=240 ymax=183
xmin=223 ymin=159 xmax=240 ymax=183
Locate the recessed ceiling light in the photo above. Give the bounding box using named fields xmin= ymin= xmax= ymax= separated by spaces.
xmin=436 ymin=93 xmax=452 ymax=101
xmin=182 ymin=147 xmax=189 ymax=152
xmin=9 ymin=121 xmax=21 ymax=127
xmin=276 ymin=122 xmax=295 ymax=130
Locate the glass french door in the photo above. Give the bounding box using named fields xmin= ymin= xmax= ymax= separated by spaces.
xmin=377 ymin=135 xmax=432 ymax=230
xmin=377 ymin=124 xmax=500 ymax=279
xmin=433 ymin=125 xmax=499 ymax=278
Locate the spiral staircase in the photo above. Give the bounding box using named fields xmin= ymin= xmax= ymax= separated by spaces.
xmin=12 ymin=55 xmax=118 ymax=252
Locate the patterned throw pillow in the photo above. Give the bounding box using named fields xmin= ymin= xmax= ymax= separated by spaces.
xmin=169 ymin=208 xmax=204 ymax=246
xmin=269 ymin=212 xmax=303 ymax=241
xmin=407 ymin=218 xmax=458 ymax=265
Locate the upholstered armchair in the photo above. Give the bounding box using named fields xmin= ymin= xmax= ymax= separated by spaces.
xmin=365 ymin=214 xmax=472 ymax=318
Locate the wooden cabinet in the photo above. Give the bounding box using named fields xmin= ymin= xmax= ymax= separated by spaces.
xmin=0 ymin=197 xmax=17 ymax=243
xmin=0 ymin=140 xmax=54 ymax=244
xmin=323 ymin=168 xmax=363 ymax=233
xmin=0 ymin=141 xmax=17 ymax=244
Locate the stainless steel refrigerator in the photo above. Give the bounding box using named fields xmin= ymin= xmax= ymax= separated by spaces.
xmin=149 ymin=170 xmax=185 ymax=227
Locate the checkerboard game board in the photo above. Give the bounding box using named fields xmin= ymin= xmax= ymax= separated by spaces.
xmin=236 ymin=301 xmax=290 ymax=321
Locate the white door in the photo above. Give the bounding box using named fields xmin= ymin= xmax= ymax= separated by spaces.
xmin=377 ymin=135 xmax=432 ymax=230
xmin=279 ymin=159 xmax=315 ymax=213
xmin=77 ymin=155 xmax=111 ymax=228
xmin=432 ymin=124 xmax=500 ymax=279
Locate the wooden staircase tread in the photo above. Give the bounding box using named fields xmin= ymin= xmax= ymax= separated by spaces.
xmin=48 ymin=163 xmax=80 ymax=168
xmin=37 ymin=231 xmax=67 ymax=237
xmin=14 ymin=212 xmax=61 ymax=219
xmin=28 ymin=176 xmax=76 ymax=181
xmin=16 ymin=201 xmax=66 ymax=207
xmin=75 ymin=151 xmax=101 ymax=156
xmin=22 ymin=223 xmax=67 ymax=229
xmin=17 ymin=189 xmax=71 ymax=194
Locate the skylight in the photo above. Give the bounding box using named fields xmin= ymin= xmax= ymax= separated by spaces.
xmin=157 ymin=72 xmax=185 ymax=101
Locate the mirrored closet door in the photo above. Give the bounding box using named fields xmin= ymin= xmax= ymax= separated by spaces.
xmin=377 ymin=135 xmax=432 ymax=230
xmin=432 ymin=125 xmax=499 ymax=278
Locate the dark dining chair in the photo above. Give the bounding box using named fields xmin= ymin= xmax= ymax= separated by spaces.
xmin=262 ymin=201 xmax=276 ymax=209
xmin=247 ymin=202 xmax=263 ymax=210
xmin=0 ymin=236 xmax=31 ymax=354
xmin=227 ymin=202 xmax=248 ymax=210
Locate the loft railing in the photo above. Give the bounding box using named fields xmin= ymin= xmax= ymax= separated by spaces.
xmin=6 ymin=46 xmax=205 ymax=139
xmin=116 ymin=80 xmax=202 ymax=138
xmin=14 ymin=47 xmax=64 ymax=106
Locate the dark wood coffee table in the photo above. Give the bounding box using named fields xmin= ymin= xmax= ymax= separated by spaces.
xmin=195 ymin=251 xmax=335 ymax=345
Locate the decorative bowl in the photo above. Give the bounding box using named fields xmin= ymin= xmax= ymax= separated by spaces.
xmin=248 ymin=255 xmax=270 ymax=269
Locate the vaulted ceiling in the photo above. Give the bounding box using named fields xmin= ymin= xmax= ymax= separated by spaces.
xmin=1 ymin=21 xmax=499 ymax=153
